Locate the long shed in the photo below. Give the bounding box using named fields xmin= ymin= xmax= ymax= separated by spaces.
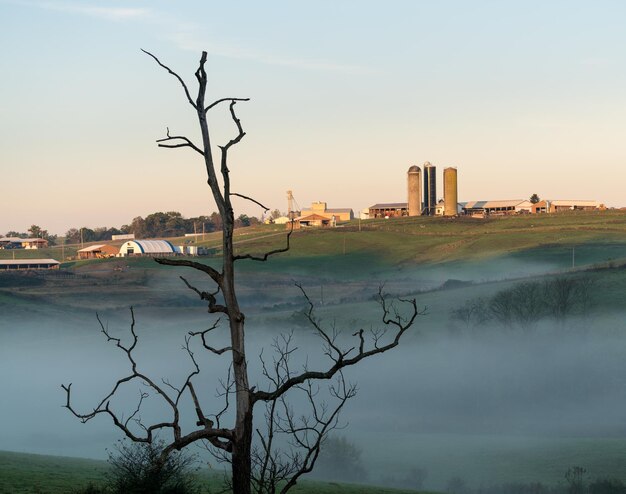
xmin=0 ymin=259 xmax=60 ymax=270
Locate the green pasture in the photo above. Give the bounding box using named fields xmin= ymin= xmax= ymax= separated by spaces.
xmin=0 ymin=451 xmax=425 ymax=494
xmin=4 ymin=211 xmax=626 ymax=267
xmin=359 ymin=432 xmax=626 ymax=489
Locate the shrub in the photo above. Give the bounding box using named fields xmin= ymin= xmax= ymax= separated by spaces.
xmin=105 ymin=440 xmax=201 ymax=494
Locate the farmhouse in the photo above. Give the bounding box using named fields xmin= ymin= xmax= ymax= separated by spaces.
xmin=291 ymin=213 xmax=334 ymax=229
xmin=299 ymin=202 xmax=354 ymax=222
xmin=0 ymin=259 xmax=60 ymax=270
xmin=118 ymin=239 xmax=176 ymax=257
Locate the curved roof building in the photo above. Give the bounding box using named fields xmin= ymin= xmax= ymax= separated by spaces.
xmin=119 ymin=239 xmax=176 ymax=256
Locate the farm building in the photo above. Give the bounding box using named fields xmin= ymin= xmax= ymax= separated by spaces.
xmin=462 ymin=200 xmax=533 ymax=217
xmin=531 ymin=200 xmax=605 ymax=213
xmin=299 ymin=202 xmax=354 ymax=222
xmin=0 ymin=259 xmax=60 ymax=270
xmin=368 ymin=202 xmax=408 ymax=218
xmin=0 ymin=237 xmax=48 ymax=249
xmin=291 ymin=214 xmax=334 ymax=229
xmin=112 ymin=233 xmax=135 ymax=241
xmin=22 ymin=238 xmax=48 ymax=249
xmin=118 ymin=240 xmax=176 ymax=257
xmin=77 ymin=244 xmax=119 ymax=259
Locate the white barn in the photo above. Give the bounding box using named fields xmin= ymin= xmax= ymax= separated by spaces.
xmin=118 ymin=240 xmax=176 ymax=257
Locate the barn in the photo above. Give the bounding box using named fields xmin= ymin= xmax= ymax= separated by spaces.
xmin=77 ymin=244 xmax=119 ymax=259
xmin=118 ymin=240 xmax=176 ymax=257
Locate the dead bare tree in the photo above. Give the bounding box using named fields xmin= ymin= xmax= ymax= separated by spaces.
xmin=62 ymin=50 xmax=421 ymax=494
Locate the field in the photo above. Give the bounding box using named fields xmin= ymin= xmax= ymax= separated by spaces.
xmin=4 ymin=210 xmax=626 ymax=491
xmin=0 ymin=451 xmax=425 ymax=494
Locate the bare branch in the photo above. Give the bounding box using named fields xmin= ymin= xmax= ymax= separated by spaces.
xmin=62 ymin=309 xmax=234 ymax=456
xmin=153 ymin=258 xmax=222 ymax=286
xmin=234 ymin=220 xmax=294 ymax=262
xmin=156 ymin=127 xmax=204 ymax=156
xmin=189 ymin=319 xmax=233 ymax=355
xmin=205 ymin=97 xmax=250 ymax=113
xmin=253 ymin=286 xmax=423 ymax=403
xmin=141 ymin=49 xmax=197 ymax=109
xmin=179 ymin=276 xmax=228 ymax=314
xmin=230 ymin=192 xmax=270 ymax=212
xmin=219 ymin=100 xmax=246 ymax=201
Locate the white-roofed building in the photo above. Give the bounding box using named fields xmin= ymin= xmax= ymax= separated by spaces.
xmin=532 ymin=200 xmax=605 ymax=213
xmin=462 ymin=200 xmax=533 ymax=217
xmin=0 ymin=259 xmax=60 ymax=270
xmin=118 ymin=240 xmax=177 ymax=257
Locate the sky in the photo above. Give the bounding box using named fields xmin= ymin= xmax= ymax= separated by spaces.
xmin=2 ymin=0 xmax=626 ymax=235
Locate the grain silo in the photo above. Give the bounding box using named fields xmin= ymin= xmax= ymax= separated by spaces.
xmin=423 ymin=162 xmax=437 ymax=215
xmin=407 ymin=165 xmax=422 ymax=216
xmin=443 ymin=167 xmax=458 ymax=216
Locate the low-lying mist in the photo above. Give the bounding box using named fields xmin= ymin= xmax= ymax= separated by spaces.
xmin=2 ymin=251 xmax=626 ymax=491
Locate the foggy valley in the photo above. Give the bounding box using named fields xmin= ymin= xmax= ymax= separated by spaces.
xmin=3 ymin=242 xmax=626 ymax=492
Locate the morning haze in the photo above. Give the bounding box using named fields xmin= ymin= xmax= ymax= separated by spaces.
xmin=2 ymin=1 xmax=626 ymax=494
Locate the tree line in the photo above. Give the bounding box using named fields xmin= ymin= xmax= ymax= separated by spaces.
xmin=450 ymin=276 xmax=594 ymax=332
xmin=2 ymin=210 xmax=262 ymax=245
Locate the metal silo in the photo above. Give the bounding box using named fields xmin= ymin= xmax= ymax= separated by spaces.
xmin=407 ymin=165 xmax=422 ymax=216
xmin=443 ymin=167 xmax=458 ymax=216
xmin=423 ymin=162 xmax=436 ymax=216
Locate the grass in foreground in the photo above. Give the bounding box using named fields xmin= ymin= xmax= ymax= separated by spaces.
xmin=0 ymin=450 xmax=426 ymax=494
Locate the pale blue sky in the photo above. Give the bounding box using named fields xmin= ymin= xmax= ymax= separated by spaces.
xmin=2 ymin=0 xmax=626 ymax=234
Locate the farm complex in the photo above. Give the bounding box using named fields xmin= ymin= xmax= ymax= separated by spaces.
xmin=366 ymin=163 xmax=604 ymax=220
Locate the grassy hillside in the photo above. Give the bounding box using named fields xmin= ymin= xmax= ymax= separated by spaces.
xmin=0 ymin=450 xmax=425 ymax=494
xmin=3 ymin=211 xmax=626 ymax=267
xmin=3 ymin=211 xmax=626 ymax=324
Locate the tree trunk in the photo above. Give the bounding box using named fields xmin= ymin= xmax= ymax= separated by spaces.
xmin=223 ymin=217 xmax=253 ymax=494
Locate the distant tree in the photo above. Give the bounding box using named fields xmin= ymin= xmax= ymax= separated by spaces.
xmin=128 ymin=216 xmax=147 ymax=238
xmin=450 ymin=298 xmax=491 ymax=330
xmin=270 ymin=209 xmax=282 ymax=219
xmin=313 ymin=435 xmax=366 ymax=483
xmin=188 ymin=215 xmax=215 ymax=234
xmin=530 ymin=193 xmax=540 ymax=204
xmin=80 ymin=227 xmax=96 ymax=243
xmin=544 ymin=278 xmax=575 ymax=323
xmin=65 ymin=228 xmax=81 ymax=244
xmin=565 ymin=466 xmax=587 ymax=494
xmin=489 ymin=289 xmax=516 ymax=326
xmin=511 ymin=282 xmax=546 ymax=331
xmin=236 ymin=214 xmax=251 ymax=227
xmin=209 ymin=211 xmax=222 ymax=231
xmin=6 ymin=231 xmax=28 ymax=238
xmin=28 ymin=225 xmax=42 ymax=238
